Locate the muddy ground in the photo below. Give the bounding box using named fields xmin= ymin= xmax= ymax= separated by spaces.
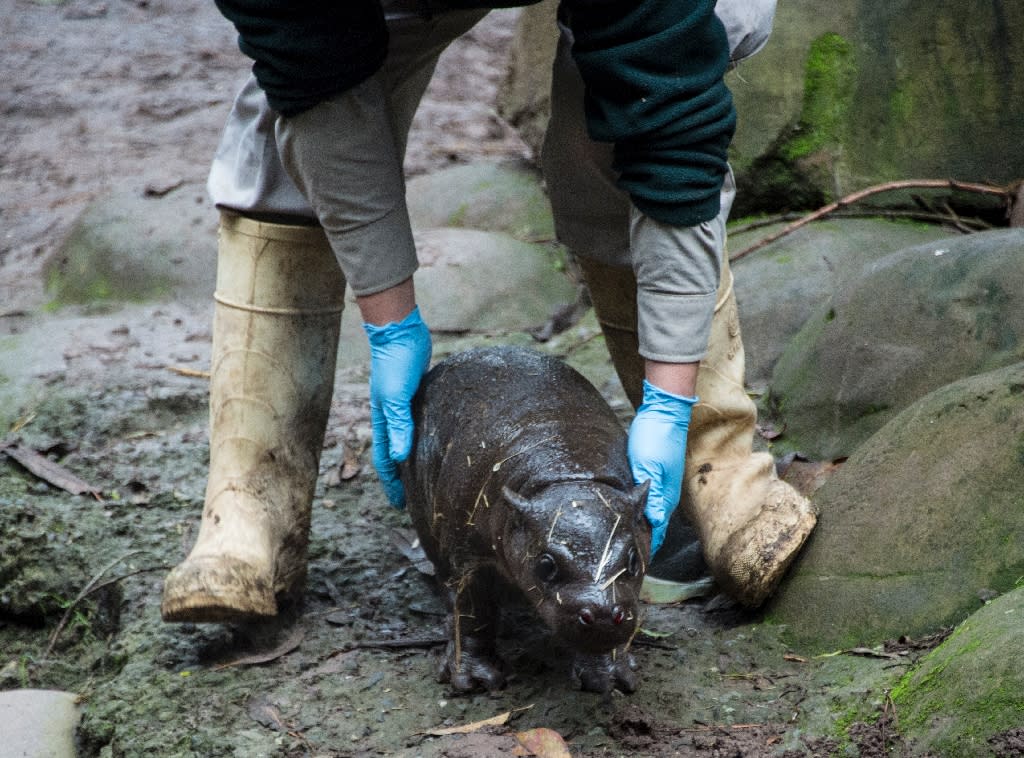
xmin=0 ymin=2 xmax=952 ymax=756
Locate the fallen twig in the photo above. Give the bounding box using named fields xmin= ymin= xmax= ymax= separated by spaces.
xmin=339 ymin=635 xmax=448 ymax=651
xmin=44 ymin=551 xmax=144 ymax=658
xmin=731 ymin=178 xmax=1012 ymax=262
xmin=815 ymin=646 xmax=903 ymax=660
xmin=682 ymin=722 xmax=770 ymax=733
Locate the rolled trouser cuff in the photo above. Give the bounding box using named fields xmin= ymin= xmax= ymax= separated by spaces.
xmin=637 ymin=289 xmax=717 ymax=363
xmin=274 ymin=72 xmax=418 ymax=296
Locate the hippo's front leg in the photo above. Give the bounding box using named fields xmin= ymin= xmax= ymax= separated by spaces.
xmin=438 ymin=568 xmax=504 ymax=693
xmin=571 ymin=648 xmax=639 ymax=694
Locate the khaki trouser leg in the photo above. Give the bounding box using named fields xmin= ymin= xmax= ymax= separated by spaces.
xmin=161 ymin=213 xmax=345 ymax=623
xmin=577 ymin=255 xmax=817 ymax=607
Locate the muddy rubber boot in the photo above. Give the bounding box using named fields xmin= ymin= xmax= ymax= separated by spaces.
xmin=577 ymin=256 xmax=817 ymax=607
xmin=161 ymin=212 xmax=346 ymax=623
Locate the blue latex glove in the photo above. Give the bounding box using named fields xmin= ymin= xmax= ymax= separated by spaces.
xmin=628 ymin=379 xmax=697 ymax=556
xmin=363 ymin=306 xmax=432 ymax=508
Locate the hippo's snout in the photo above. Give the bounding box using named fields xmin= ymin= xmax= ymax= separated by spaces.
xmin=577 ymin=605 xmax=628 ymax=627
xmin=546 ymin=584 xmax=639 ymax=652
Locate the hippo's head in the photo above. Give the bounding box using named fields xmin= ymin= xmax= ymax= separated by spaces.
xmin=499 ymin=480 xmax=651 ymax=653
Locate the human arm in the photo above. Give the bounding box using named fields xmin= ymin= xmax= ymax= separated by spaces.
xmin=558 ymin=0 xmax=736 ymax=550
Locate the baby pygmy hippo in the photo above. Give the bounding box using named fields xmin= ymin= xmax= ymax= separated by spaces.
xmin=401 ymin=346 xmax=651 ymax=694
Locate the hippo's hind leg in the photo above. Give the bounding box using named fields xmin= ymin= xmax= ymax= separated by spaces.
xmin=571 ymin=649 xmax=640 ymax=694
xmin=439 ymin=567 xmax=505 ymax=693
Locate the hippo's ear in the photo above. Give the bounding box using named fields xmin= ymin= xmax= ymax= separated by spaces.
xmin=502 ymin=485 xmax=539 ymax=517
xmin=630 ymin=479 xmax=651 ymax=524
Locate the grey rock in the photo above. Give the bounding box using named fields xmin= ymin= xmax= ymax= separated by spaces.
xmin=766 ymin=228 xmax=1024 ymax=459
xmin=766 ymin=361 xmax=1024 ymax=652
xmin=0 ymin=689 xmax=81 ymax=758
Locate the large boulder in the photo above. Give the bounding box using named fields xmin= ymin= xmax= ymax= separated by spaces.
xmin=765 ymin=228 xmax=1024 ymax=460
xmin=729 ymin=218 xmax=954 ymax=389
xmin=893 ymin=587 xmax=1024 ymax=757
xmin=412 ymin=227 xmax=574 ymax=334
xmin=731 ymin=0 xmax=1024 ymax=216
xmin=43 ymin=185 xmax=217 ymax=306
xmin=766 ymin=361 xmax=1024 ymax=652
xmin=405 ymin=160 xmax=554 ymax=242
xmin=495 ymin=0 xmax=558 ymax=160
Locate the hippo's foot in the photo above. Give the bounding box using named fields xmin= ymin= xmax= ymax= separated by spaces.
xmin=571 ymin=649 xmax=639 ymax=694
xmin=438 ymin=635 xmax=505 ymax=693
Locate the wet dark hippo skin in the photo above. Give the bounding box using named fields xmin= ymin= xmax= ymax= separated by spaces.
xmin=401 ymin=346 xmax=651 ymax=694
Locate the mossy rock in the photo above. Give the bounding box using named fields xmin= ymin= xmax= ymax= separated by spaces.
xmin=43 ymin=185 xmax=217 ymax=307
xmin=892 ymin=586 xmax=1024 ymax=756
xmin=729 ymin=218 xmax=953 ymax=388
xmin=405 ymin=160 xmax=554 ymax=242
xmin=765 ymin=228 xmax=1024 ymax=460
xmin=730 ymin=1 xmax=1024 ymax=216
xmin=766 ymin=361 xmax=1024 ymax=652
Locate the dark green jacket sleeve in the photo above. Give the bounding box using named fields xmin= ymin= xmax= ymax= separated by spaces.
xmin=213 ymin=0 xmax=389 ymax=117
xmin=563 ymin=0 xmax=737 ymax=227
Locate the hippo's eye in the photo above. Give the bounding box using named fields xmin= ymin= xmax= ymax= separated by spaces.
xmin=535 ymin=553 xmax=558 ymax=583
xmin=627 ymin=548 xmax=641 ymax=577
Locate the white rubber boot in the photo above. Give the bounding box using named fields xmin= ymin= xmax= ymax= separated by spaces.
xmin=683 ymin=261 xmax=817 ymax=607
xmin=577 ymin=256 xmax=817 ymax=607
xmin=161 ymin=212 xmax=346 ymax=623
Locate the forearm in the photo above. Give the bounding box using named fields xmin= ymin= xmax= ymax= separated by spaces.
xmin=645 ymin=360 xmax=698 ymax=398
xmin=358 ymin=277 xmax=416 ymax=326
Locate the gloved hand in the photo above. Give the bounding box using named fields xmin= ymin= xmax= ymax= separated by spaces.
xmin=363 ymin=306 xmax=432 ymax=508
xmin=628 ymin=379 xmax=697 ymax=556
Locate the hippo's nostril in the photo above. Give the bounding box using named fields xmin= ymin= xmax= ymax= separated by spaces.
xmin=578 ymin=608 xmax=595 ymax=626
xmin=613 ymin=608 xmax=625 ymax=625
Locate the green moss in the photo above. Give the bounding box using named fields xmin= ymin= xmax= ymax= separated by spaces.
xmin=892 ymin=602 xmax=1024 ymax=752
xmin=888 ymin=85 xmax=913 ymax=125
xmin=447 ymin=202 xmax=470 ymax=227
xmin=784 ymin=33 xmax=858 ymax=161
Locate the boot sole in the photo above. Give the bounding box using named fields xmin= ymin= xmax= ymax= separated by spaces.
xmin=161 ymin=555 xmax=281 ymax=623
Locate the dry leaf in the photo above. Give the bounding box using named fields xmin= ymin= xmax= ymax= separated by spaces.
xmin=248 ymin=696 xmax=287 ymax=732
xmin=339 ymin=439 xmax=363 ymax=480
xmin=0 ymin=441 xmax=102 ymax=497
xmin=780 ymin=456 xmax=846 ymax=497
xmin=783 ymin=653 xmax=808 ymax=663
xmin=756 ymin=422 xmax=785 ymax=441
xmin=424 ymin=711 xmax=511 ymax=736
xmin=213 ymin=625 xmax=305 ymax=670
xmin=515 ymin=727 xmax=572 ymax=758
xmin=166 ymin=365 xmax=210 ymax=379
